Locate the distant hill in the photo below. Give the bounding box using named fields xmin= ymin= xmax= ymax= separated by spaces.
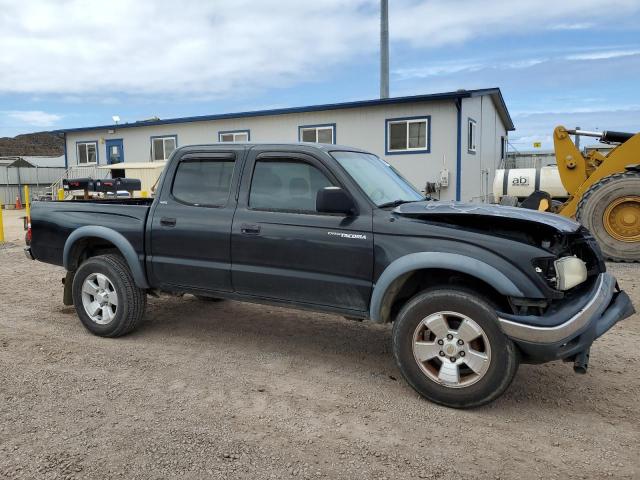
xmin=0 ymin=132 xmax=64 ymax=157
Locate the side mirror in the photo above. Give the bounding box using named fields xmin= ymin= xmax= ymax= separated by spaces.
xmin=316 ymin=187 xmax=355 ymax=215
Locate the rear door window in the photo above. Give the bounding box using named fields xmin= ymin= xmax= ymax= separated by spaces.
xmin=172 ymin=158 xmax=235 ymax=207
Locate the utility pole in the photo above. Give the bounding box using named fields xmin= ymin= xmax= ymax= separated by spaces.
xmin=380 ymin=0 xmax=389 ymax=99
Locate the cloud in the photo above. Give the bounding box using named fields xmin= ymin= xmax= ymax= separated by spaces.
xmin=548 ymin=23 xmax=594 ymax=30
xmin=393 ymin=57 xmax=547 ymax=80
xmin=0 ymin=0 xmax=639 ymax=98
xmin=565 ymin=49 xmax=640 ymax=60
xmin=0 ymin=0 xmax=377 ymax=97
xmin=391 ymin=43 xmax=640 ymax=95
xmin=388 ymin=0 xmax=640 ymax=48
xmin=3 ymin=110 xmax=62 ymax=127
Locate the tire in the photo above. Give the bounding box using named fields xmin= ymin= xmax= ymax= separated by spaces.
xmin=72 ymin=254 xmax=147 ymax=337
xmin=194 ymin=295 xmax=224 ymax=302
xmin=576 ymin=172 xmax=640 ymax=262
xmin=392 ymin=288 xmax=519 ymax=408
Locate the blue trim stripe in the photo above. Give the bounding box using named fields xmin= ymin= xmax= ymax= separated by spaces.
xmin=298 ymin=123 xmax=336 ymax=144
xmin=54 ymin=88 xmax=514 ymax=134
xmin=384 ymin=116 xmax=431 ymax=155
xmin=63 ymin=133 xmax=68 ymax=169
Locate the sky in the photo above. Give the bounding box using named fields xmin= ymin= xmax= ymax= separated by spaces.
xmin=0 ymin=0 xmax=639 ymax=150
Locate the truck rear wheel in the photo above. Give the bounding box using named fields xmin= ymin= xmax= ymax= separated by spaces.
xmin=576 ymin=172 xmax=640 ymax=262
xmin=392 ymin=288 xmax=519 ymax=408
xmin=72 ymin=254 xmax=146 ymax=337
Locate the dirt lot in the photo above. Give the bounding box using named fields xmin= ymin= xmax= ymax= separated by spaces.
xmin=1 ymin=208 xmax=639 ymax=479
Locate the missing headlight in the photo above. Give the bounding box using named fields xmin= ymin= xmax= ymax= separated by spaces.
xmin=533 ymin=257 xmax=557 ymax=287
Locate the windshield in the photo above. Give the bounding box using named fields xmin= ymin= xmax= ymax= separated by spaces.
xmin=331 ymin=151 xmax=424 ymax=206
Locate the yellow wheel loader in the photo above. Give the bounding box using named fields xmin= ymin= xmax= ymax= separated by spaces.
xmin=550 ymin=126 xmax=640 ymax=262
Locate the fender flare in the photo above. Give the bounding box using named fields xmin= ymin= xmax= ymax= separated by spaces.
xmin=63 ymin=225 xmax=149 ymax=288
xmin=369 ymin=252 xmax=524 ymax=323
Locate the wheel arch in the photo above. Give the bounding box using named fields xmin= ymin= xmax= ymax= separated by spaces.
xmin=63 ymin=226 xmax=149 ymax=288
xmin=369 ymin=253 xmax=524 ymax=324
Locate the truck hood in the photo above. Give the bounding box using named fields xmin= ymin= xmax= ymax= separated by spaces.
xmin=394 ymin=202 xmax=581 ymax=233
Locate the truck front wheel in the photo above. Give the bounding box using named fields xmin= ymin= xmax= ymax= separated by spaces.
xmin=72 ymin=254 xmax=147 ymax=337
xmin=392 ymin=288 xmax=519 ymax=408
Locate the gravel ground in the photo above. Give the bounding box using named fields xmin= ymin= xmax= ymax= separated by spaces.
xmin=1 ymin=208 xmax=639 ymax=479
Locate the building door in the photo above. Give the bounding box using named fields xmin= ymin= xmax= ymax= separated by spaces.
xmin=105 ymin=139 xmax=124 ymax=165
xmin=105 ymin=139 xmax=125 ymax=178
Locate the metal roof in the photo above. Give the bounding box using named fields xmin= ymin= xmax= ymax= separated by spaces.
xmin=0 ymin=157 xmax=36 ymax=168
xmin=22 ymin=155 xmax=66 ymax=167
xmin=56 ymin=87 xmax=514 ymax=135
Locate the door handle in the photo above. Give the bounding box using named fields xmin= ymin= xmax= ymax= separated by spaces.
xmin=160 ymin=217 xmax=176 ymax=227
xmin=240 ymin=223 xmax=261 ymax=235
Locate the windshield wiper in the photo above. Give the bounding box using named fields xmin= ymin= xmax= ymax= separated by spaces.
xmin=377 ymin=199 xmax=415 ymax=208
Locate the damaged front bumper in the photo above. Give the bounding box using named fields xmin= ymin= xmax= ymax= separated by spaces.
xmin=498 ymin=273 xmax=635 ymax=364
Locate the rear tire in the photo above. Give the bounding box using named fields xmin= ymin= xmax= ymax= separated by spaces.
xmin=392 ymin=288 xmax=519 ymax=408
xmin=576 ymin=172 xmax=640 ymax=262
xmin=72 ymin=254 xmax=146 ymax=337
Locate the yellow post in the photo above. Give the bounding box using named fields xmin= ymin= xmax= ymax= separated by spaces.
xmin=57 ymin=188 xmax=64 ymax=201
xmin=0 ymin=207 xmax=4 ymax=243
xmin=24 ymin=185 xmax=30 ymax=220
xmin=140 ymin=190 xmax=148 ymax=198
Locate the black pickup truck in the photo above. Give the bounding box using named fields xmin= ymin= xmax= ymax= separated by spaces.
xmin=26 ymin=143 xmax=634 ymax=408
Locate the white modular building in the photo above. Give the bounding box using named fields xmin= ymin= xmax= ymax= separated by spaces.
xmin=58 ymin=88 xmax=514 ymax=202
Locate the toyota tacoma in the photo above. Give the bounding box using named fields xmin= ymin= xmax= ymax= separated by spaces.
xmin=26 ymin=143 xmax=635 ymax=408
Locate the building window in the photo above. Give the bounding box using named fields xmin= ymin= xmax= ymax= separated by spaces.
xmin=77 ymin=141 xmax=98 ymax=164
xmin=172 ymin=157 xmax=235 ymax=207
xmin=249 ymin=159 xmax=334 ymax=213
xmin=151 ymin=135 xmax=177 ymax=161
xmin=298 ymin=124 xmax=335 ymax=144
xmin=219 ymin=130 xmax=250 ymax=143
xmin=386 ymin=117 xmax=430 ymax=154
xmin=468 ymin=119 xmax=477 ymax=153
xmin=500 ymin=136 xmax=507 ymax=160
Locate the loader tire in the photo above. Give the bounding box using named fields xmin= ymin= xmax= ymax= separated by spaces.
xmin=576 ymin=172 xmax=640 ymax=262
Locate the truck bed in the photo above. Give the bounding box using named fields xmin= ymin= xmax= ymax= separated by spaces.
xmin=30 ymin=199 xmax=152 ymax=268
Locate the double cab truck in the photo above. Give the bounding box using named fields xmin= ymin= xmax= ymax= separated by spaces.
xmin=26 ymin=143 xmax=635 ymax=408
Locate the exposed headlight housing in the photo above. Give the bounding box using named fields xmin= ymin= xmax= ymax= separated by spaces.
xmin=554 ymin=256 xmax=587 ymax=291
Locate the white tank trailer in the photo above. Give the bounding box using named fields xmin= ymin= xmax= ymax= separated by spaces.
xmin=493 ymin=166 xmax=568 ymax=201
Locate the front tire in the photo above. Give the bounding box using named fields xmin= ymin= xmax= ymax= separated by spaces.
xmin=72 ymin=254 xmax=147 ymax=337
xmin=392 ymin=288 xmax=519 ymax=408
